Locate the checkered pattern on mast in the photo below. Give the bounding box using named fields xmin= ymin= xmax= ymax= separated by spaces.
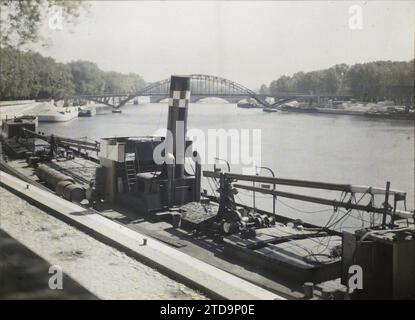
xmin=168 ymin=89 xmax=190 ymax=108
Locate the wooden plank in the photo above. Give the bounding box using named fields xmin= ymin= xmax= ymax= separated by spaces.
xmin=0 ymin=170 xmax=283 ymax=300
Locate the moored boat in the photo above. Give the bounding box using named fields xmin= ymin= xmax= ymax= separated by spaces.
xmin=78 ymin=107 xmax=97 ymax=117
xmin=1 ymin=75 xmax=414 ymax=300
xmin=263 ymin=107 xmax=279 ymax=112
xmin=280 ymin=104 xmax=317 ymax=113
xmin=37 ymin=106 xmax=78 ymax=122
xmin=237 ymin=98 xmax=262 ymax=109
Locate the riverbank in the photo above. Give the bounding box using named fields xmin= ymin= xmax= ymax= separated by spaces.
xmin=271 ymin=100 xmax=415 ymax=120
xmin=0 ymin=100 xmax=113 ymax=121
xmin=0 ymin=101 xmax=40 ymax=120
xmin=0 ymin=185 xmax=206 ymax=300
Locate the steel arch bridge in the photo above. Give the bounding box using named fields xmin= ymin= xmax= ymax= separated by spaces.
xmin=73 ymin=74 xmax=271 ymax=109
xmin=140 ymin=74 xmax=264 ymax=104
xmin=72 ymin=74 xmax=351 ymax=109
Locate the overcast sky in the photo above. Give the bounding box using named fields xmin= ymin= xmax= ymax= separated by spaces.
xmin=33 ymin=1 xmax=414 ymax=88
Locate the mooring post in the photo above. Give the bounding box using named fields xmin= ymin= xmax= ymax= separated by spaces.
xmin=382 ymin=181 xmax=391 ymax=228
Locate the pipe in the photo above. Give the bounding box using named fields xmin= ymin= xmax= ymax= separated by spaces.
xmin=394 ymin=209 xmax=415 ymax=220
xmin=165 ymin=153 xmax=175 ymax=207
xmin=233 ymin=183 xmax=402 ymax=216
xmin=22 ymin=128 xmax=99 ymax=152
xmin=166 ymin=75 xmax=190 ymax=179
xmin=382 ymin=181 xmax=391 ymax=227
xmin=203 ymin=171 xmax=406 ymax=197
xmin=35 ymin=164 xmax=74 ymax=188
xmin=193 ymin=151 xmax=201 ymax=202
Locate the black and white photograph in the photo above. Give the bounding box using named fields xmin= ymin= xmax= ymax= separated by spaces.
xmin=0 ymin=0 xmax=414 ymax=306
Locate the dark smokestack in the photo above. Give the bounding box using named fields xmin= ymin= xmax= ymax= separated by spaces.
xmin=166 ymin=75 xmax=190 ymax=178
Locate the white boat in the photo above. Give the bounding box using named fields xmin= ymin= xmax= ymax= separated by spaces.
xmin=37 ymin=106 xmax=79 ymax=122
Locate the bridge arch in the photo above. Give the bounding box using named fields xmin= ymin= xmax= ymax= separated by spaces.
xmin=191 ymin=96 xmax=235 ymax=104
xmin=117 ymin=74 xmax=268 ymax=108
xmin=72 ymin=75 xmax=352 ymax=109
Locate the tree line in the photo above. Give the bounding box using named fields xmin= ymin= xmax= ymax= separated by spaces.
xmin=0 ymin=47 xmax=146 ymax=100
xmin=260 ymin=60 xmax=414 ymax=104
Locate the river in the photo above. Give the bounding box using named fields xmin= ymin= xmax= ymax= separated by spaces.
xmin=39 ymin=102 xmax=415 ymax=229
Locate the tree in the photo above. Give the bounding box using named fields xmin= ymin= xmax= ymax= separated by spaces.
xmin=0 ymin=48 xmax=146 ymax=100
xmin=268 ymin=61 xmax=413 ymax=103
xmin=269 ymin=75 xmax=291 ymax=94
xmin=68 ymin=60 xmax=105 ymax=95
xmin=102 ymin=72 xmax=145 ymax=93
xmin=0 ymin=0 xmax=84 ymax=48
xmin=331 ymin=64 xmax=349 ymax=95
xmin=259 ymin=84 xmax=268 ymax=94
xmin=343 ymin=61 xmax=414 ymax=102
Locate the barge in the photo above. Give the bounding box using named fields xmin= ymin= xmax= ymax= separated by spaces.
xmin=237 ymin=99 xmax=262 ymax=109
xmin=78 ymin=107 xmax=97 ymax=117
xmin=269 ymin=102 xmax=415 ymax=120
xmin=1 ymin=76 xmax=414 ymax=300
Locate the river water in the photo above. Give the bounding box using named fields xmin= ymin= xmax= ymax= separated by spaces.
xmin=39 ymin=102 xmax=414 ymax=229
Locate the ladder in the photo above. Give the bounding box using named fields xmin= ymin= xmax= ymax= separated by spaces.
xmin=124 ymin=152 xmax=137 ymax=192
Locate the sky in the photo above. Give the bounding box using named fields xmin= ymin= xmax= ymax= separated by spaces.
xmin=33 ymin=1 xmax=415 ymax=89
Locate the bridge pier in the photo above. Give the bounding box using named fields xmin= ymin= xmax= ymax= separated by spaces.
xmin=150 ymin=95 xmax=168 ymax=103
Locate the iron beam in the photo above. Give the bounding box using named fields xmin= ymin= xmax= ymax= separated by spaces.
xmin=203 ymin=171 xmax=406 ymax=196
xmin=234 ymin=184 xmax=390 ymax=215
